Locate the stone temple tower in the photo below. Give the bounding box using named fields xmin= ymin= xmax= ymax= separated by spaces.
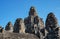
xmin=13 ymin=18 xmax=25 ymax=33
xmin=5 ymin=22 xmax=13 ymax=32
xmin=24 ymin=6 xmax=45 ymax=38
xmin=24 ymin=6 xmax=37 ymax=33
xmin=45 ymin=12 xmax=59 ymax=39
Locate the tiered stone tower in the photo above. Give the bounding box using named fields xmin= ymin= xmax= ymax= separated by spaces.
xmin=24 ymin=6 xmax=45 ymax=39
xmin=13 ymin=18 xmax=25 ymax=33
xmin=5 ymin=22 xmax=13 ymax=32
xmin=45 ymin=12 xmax=59 ymax=39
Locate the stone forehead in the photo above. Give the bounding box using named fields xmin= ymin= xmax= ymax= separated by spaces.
xmin=30 ymin=6 xmax=36 ymax=11
xmin=16 ymin=18 xmax=23 ymax=22
xmin=30 ymin=6 xmax=35 ymax=9
xmin=48 ymin=12 xmax=55 ymax=17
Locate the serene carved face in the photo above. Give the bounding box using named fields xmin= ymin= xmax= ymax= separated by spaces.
xmin=46 ymin=13 xmax=58 ymax=28
xmin=29 ymin=6 xmax=37 ymax=16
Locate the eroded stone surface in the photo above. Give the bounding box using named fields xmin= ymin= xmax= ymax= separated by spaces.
xmin=0 ymin=7 xmax=60 ymax=39
xmin=5 ymin=22 xmax=13 ymax=32
xmin=24 ymin=6 xmax=44 ymax=39
xmin=45 ymin=12 xmax=59 ymax=39
xmin=0 ymin=32 xmax=39 ymax=39
xmin=13 ymin=18 xmax=25 ymax=33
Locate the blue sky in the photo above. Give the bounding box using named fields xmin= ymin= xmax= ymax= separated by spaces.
xmin=0 ymin=0 xmax=60 ymax=28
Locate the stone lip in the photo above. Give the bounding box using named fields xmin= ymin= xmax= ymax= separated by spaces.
xmin=0 ymin=32 xmax=39 ymax=39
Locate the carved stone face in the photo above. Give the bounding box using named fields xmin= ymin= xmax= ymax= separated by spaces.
xmin=45 ymin=12 xmax=58 ymax=32
xmin=29 ymin=6 xmax=37 ymax=16
xmin=14 ymin=18 xmax=25 ymax=33
xmin=5 ymin=22 xmax=13 ymax=32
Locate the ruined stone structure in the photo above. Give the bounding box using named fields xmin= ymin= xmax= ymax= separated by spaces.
xmin=5 ymin=22 xmax=13 ymax=32
xmin=24 ymin=6 xmax=45 ymax=39
xmin=0 ymin=6 xmax=60 ymax=39
xmin=45 ymin=13 xmax=59 ymax=39
xmin=13 ymin=18 xmax=25 ymax=33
